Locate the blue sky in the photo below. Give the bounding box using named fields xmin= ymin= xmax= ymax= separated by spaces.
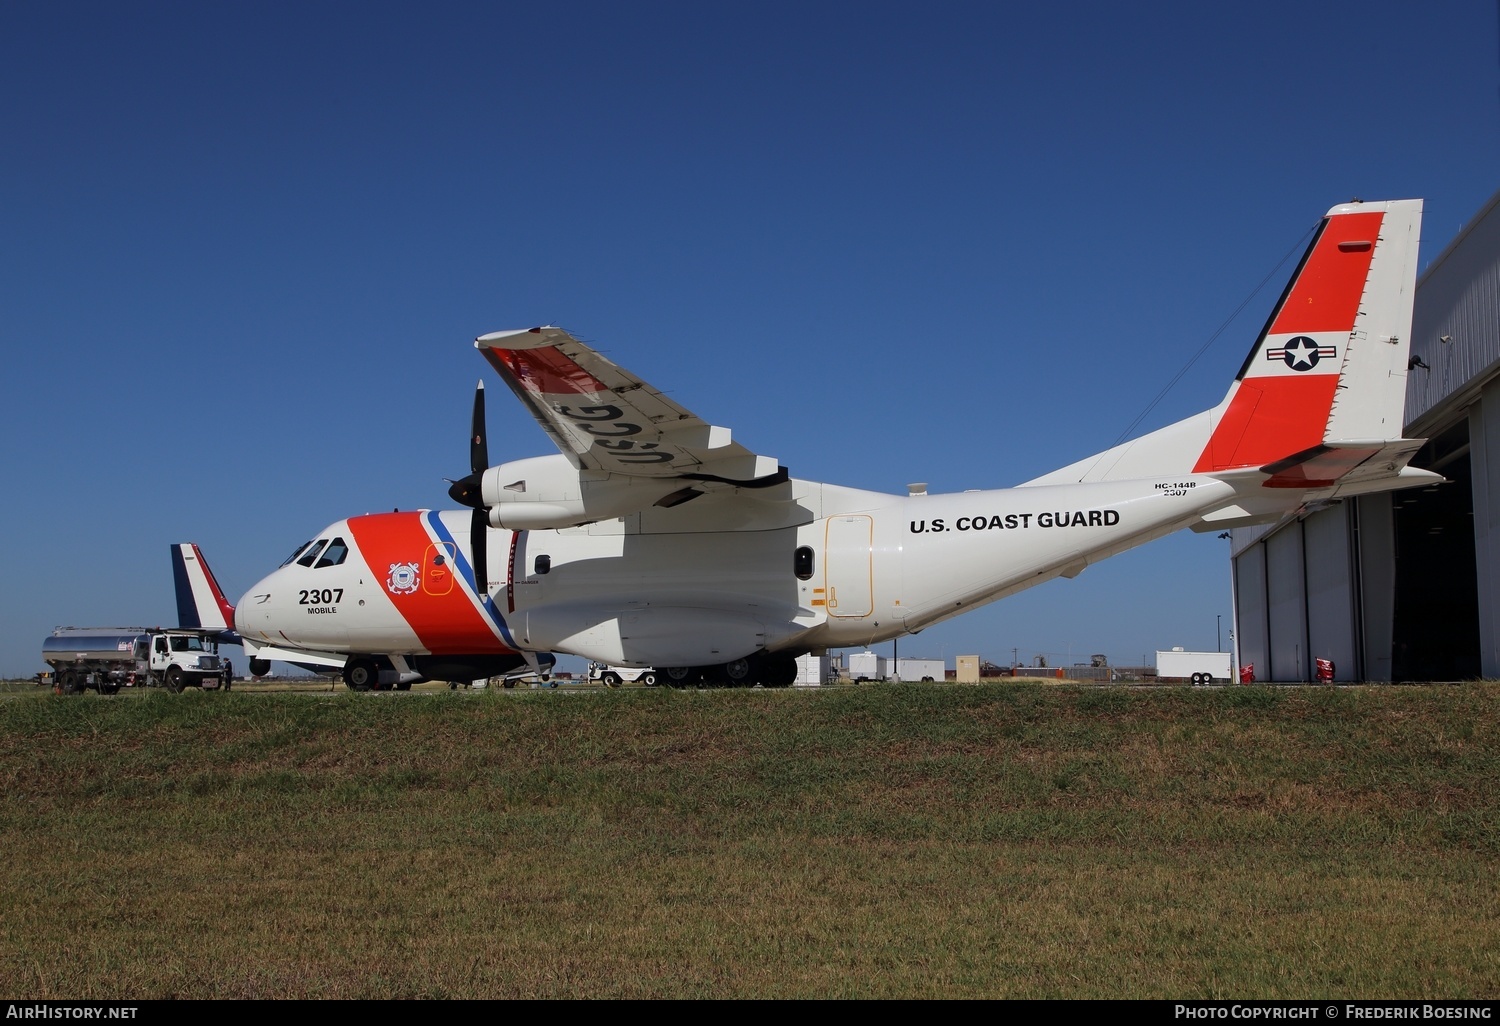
xmin=3 ymin=1 xmax=1497 ymax=677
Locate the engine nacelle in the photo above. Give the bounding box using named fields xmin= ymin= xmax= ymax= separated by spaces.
xmin=481 ymin=454 xmax=684 ymax=530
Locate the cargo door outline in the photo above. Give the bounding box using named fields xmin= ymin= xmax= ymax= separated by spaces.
xmin=825 ymin=515 xmax=873 ymax=618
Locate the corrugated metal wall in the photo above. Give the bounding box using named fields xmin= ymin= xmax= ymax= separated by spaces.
xmin=1266 ymin=526 xmax=1309 ymax=681
xmin=1469 ymin=380 xmax=1500 ymax=677
xmin=1407 ymin=191 xmax=1500 ymax=431
xmin=1355 ymin=494 xmax=1396 ymax=682
xmin=1231 ymin=495 xmax=1398 ymax=682
xmin=1304 ymin=509 xmax=1357 ymax=679
xmin=1233 ymin=545 xmax=1269 ymax=679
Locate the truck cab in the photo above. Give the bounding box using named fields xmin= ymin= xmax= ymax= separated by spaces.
xmin=149 ymin=631 xmax=232 ymax=691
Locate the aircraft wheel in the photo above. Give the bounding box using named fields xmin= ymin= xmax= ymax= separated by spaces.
xmin=601 ymin=672 xmax=622 ymax=689
xmin=249 ymin=657 xmax=271 ymax=677
xmin=344 ymin=659 xmax=377 ymax=692
xmin=165 ymin=667 xmax=185 ymax=693
xmin=722 ymin=658 xmax=753 ymax=687
xmin=661 ymin=666 xmax=697 ymax=689
xmin=640 ymin=672 xmax=657 ymax=687
xmin=756 ymin=654 xmax=798 ymax=688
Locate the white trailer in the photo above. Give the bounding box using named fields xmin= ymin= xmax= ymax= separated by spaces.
xmin=848 ymin=651 xmax=887 ymax=681
xmin=795 ymin=654 xmax=834 ymax=686
xmin=893 ymin=658 xmax=944 ymax=682
xmin=1155 ymin=648 xmax=1232 ymax=684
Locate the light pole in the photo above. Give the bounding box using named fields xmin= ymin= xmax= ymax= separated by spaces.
xmin=1217 ymin=615 xmax=1222 ymax=652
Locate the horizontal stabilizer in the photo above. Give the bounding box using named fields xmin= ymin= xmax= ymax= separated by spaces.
xmin=1258 ymin=438 xmax=1425 ymax=489
xmin=238 ymin=641 xmax=347 ymax=671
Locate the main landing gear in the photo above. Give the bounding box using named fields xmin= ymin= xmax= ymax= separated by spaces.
xmin=342 ymin=659 xmax=412 ymax=692
xmin=659 ymin=653 xmax=798 ymax=689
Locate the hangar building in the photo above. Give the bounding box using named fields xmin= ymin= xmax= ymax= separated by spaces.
xmin=1230 ymin=189 xmax=1500 ymax=682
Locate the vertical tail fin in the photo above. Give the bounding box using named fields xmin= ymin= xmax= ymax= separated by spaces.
xmin=171 ymin=543 xmax=236 ymax=631
xmin=1021 ymin=199 xmax=1423 ymax=489
xmin=1192 ymin=199 xmax=1422 ymax=473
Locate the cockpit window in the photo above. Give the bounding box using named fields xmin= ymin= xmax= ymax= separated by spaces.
xmin=315 ymin=537 xmax=349 ymax=568
xmin=280 ymin=541 xmax=314 ymax=567
xmin=297 ymin=540 xmax=329 ymax=568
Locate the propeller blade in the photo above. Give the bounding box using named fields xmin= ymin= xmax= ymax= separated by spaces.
xmin=471 ymin=506 xmax=488 ymax=596
xmin=465 ymin=380 xmax=491 ymax=593
xmin=448 ymin=380 xmax=489 ymax=507
xmin=471 ymin=380 xmax=488 ymax=476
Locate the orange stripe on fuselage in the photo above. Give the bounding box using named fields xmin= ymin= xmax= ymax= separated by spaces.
xmin=346 ymin=512 xmax=513 ymax=655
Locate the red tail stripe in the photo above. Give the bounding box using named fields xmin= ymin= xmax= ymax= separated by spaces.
xmin=192 ymin=544 xmax=237 ymax=625
xmin=1268 ymin=211 xmax=1384 ymax=335
xmin=1192 ymin=375 xmax=1340 ymax=473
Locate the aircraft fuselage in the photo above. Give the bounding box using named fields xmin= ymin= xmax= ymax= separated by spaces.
xmin=235 ymin=471 xmax=1236 ymax=672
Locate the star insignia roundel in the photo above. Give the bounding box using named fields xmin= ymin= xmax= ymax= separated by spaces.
xmin=1266 ymin=336 xmax=1336 ymax=372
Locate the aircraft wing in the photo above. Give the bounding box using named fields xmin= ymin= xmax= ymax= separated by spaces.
xmin=475 ymin=327 xmax=781 ymax=484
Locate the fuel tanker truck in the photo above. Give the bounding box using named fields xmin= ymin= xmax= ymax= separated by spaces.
xmin=43 ymin=627 xmax=233 ymax=694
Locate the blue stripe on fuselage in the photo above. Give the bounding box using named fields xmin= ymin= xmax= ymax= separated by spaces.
xmin=421 ymin=511 xmax=521 ymax=650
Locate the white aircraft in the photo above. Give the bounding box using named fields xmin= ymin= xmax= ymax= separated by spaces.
xmin=227 ymin=199 xmax=1434 ymax=690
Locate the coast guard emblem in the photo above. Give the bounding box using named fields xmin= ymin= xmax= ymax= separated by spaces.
xmin=386 ymin=562 xmax=420 ymax=595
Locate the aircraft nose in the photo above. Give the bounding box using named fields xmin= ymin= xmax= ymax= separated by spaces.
xmin=234 ymin=572 xmax=281 ymax=637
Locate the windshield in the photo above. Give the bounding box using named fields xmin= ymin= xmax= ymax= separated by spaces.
xmin=169 ymin=636 xmax=206 ymax=652
xmin=297 ymin=540 xmax=329 ymax=568
xmin=280 ymin=541 xmax=314 ymax=567
xmin=314 ymin=537 xmax=348 ymax=568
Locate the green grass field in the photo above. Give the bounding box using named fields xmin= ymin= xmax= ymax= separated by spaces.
xmin=0 ymin=680 xmax=1495 ymax=999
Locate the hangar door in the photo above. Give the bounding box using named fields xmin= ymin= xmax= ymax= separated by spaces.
xmin=1391 ymin=422 xmax=1479 ymax=681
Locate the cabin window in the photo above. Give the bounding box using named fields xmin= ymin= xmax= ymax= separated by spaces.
xmin=794 ymin=545 xmax=815 ymax=580
xmin=534 ymin=554 xmax=552 ymax=575
xmin=315 ymin=537 xmax=349 ymax=568
xmin=296 ymin=540 xmax=328 ymax=568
